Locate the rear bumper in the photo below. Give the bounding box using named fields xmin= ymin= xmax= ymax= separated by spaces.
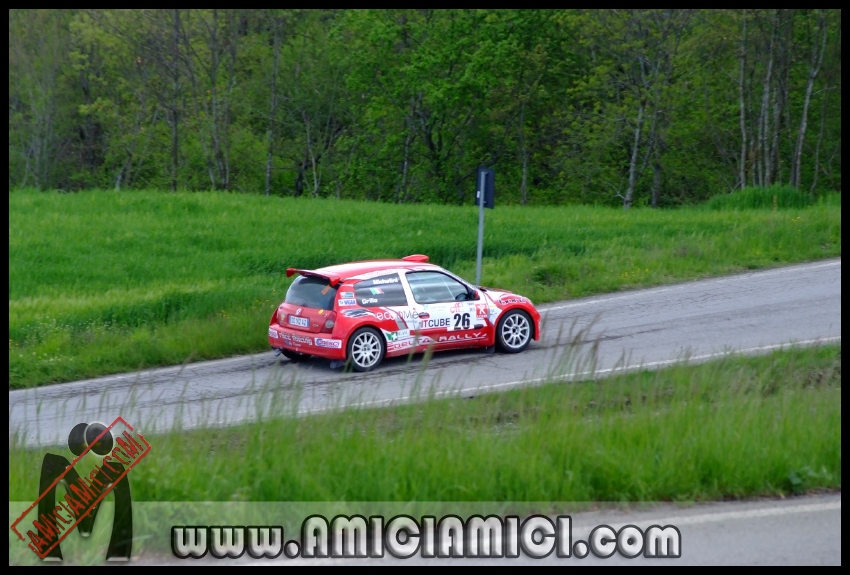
xmin=268 ymin=324 xmax=346 ymax=360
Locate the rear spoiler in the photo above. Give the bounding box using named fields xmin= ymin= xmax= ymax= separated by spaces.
xmin=285 ymin=268 xmax=341 ymax=286
xmin=402 ymin=254 xmax=429 ymax=262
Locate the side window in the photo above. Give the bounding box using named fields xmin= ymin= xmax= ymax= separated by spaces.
xmin=406 ymin=272 xmax=469 ymax=304
xmin=354 ymin=274 xmax=409 ymax=307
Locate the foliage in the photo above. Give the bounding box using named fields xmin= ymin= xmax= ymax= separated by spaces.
xmin=8 ymin=9 xmax=842 ymax=205
xmin=704 ymin=185 xmax=821 ymax=210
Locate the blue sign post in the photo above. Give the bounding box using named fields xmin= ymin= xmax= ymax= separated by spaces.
xmin=475 ymin=167 xmax=495 ymax=285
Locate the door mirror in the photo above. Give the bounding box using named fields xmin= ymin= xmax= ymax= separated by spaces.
xmin=471 ymin=289 xmax=480 ymax=300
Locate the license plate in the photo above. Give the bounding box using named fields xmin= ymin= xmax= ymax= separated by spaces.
xmin=288 ymin=315 xmax=310 ymax=328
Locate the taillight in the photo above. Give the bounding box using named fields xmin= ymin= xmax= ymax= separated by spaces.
xmin=278 ymin=307 xmax=286 ymax=325
xmin=320 ymin=311 xmax=337 ymax=333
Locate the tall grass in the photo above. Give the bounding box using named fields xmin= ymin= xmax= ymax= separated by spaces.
xmin=8 ymin=345 xmax=841 ymax=502
xmin=704 ymin=184 xmax=841 ymax=210
xmin=9 ymin=189 xmax=841 ymax=387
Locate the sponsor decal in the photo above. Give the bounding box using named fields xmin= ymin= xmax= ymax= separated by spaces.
xmin=342 ymin=309 xmax=375 ymax=318
xmin=448 ymin=302 xmax=463 ymax=314
xmin=371 ymin=277 xmax=399 ymax=285
xmin=361 ymin=298 xmax=379 ymax=305
xmin=421 ymin=317 xmax=451 ymax=329
xmin=268 ymin=327 xmax=278 ymax=338
xmin=341 ymin=291 xmax=354 ymax=298
xmin=387 ymin=340 xmax=414 ymax=352
xmin=291 ymin=334 xmax=312 ymax=346
xmin=438 ymin=331 xmax=486 ymax=343
xmin=475 ymin=303 xmax=489 ymax=318
xmin=384 ymin=329 xmax=411 ymax=342
xmin=351 ymin=270 xmax=404 ymax=282
xmin=369 ymin=287 xmax=384 ymax=295
xmin=315 ymin=338 xmax=342 ymax=349
xmin=375 ymin=309 xmax=418 ymax=321
xmin=391 ymin=335 xmax=434 ymax=349
xmin=338 ymin=299 xmax=356 ymax=307
xmin=499 ymin=297 xmax=526 ymax=305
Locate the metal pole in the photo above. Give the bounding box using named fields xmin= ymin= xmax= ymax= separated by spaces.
xmin=475 ymin=170 xmax=485 ymax=286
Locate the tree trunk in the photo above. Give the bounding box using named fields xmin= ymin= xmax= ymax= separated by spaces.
xmin=397 ymin=124 xmax=413 ymax=203
xmin=294 ymin=160 xmax=306 ymax=197
xmin=792 ymin=11 xmax=828 ymax=189
xmin=519 ymin=100 xmax=528 ymax=206
xmin=115 ymin=164 xmax=125 ymax=191
xmin=765 ymin=12 xmax=782 ymax=185
xmin=748 ymin=131 xmax=756 ymax=187
xmin=738 ymin=11 xmax=748 ymax=190
xmin=810 ymin=86 xmax=830 ymax=194
xmin=757 ymin=12 xmax=776 ymax=187
xmin=171 ymin=9 xmax=180 ymax=193
xmin=624 ymin=103 xmax=644 ymax=209
xmin=265 ymin=16 xmax=281 ymax=196
xmin=209 ymin=9 xmax=222 ymax=189
xmin=769 ymin=13 xmax=786 ymax=186
xmin=181 ymin=10 xmax=216 ymax=190
xmin=651 ymin=157 xmax=662 ymax=208
xmin=773 ymin=43 xmax=791 ymax=185
xmin=222 ymin=10 xmax=238 ymax=191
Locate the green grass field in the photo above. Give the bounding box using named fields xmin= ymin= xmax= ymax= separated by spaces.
xmin=8 ymin=345 xmax=841 ymax=502
xmin=8 ymin=188 xmax=841 ymax=388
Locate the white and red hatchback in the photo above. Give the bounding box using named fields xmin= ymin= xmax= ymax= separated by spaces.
xmin=268 ymin=255 xmax=541 ymax=371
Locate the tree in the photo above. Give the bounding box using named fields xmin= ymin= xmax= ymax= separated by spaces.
xmin=9 ymin=10 xmax=74 ymax=189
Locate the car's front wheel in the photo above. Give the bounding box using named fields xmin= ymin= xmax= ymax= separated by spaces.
xmin=281 ymin=348 xmax=311 ymax=362
xmin=495 ymin=309 xmax=532 ymax=353
xmin=346 ymin=327 xmax=385 ymax=372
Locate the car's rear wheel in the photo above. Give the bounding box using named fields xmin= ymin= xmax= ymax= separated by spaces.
xmin=496 ymin=309 xmax=532 ymax=353
xmin=281 ymin=348 xmax=311 ymax=362
xmin=346 ymin=327 xmax=385 ymax=372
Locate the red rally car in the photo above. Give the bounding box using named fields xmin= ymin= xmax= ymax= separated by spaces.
xmin=268 ymin=255 xmax=542 ymax=372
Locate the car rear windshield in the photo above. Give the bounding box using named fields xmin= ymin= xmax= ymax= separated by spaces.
xmin=284 ymin=276 xmax=338 ymax=310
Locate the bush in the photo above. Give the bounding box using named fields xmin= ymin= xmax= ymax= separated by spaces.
xmin=703 ymin=185 xmax=819 ymax=210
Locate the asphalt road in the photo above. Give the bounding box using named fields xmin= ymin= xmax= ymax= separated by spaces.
xmin=8 ymin=258 xmax=841 ymax=448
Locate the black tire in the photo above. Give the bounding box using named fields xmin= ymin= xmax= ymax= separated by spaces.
xmin=281 ymin=348 xmax=311 ymax=362
xmin=495 ymin=309 xmax=533 ymax=353
xmin=346 ymin=327 xmax=386 ymax=372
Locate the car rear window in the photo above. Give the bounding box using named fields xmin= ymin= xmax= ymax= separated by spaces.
xmin=284 ymin=276 xmax=338 ymax=310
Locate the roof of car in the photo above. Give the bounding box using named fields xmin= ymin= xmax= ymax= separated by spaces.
xmin=287 ymin=258 xmax=439 ymax=285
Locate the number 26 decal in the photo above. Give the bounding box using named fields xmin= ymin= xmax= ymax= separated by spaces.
xmin=452 ymin=313 xmax=471 ymax=330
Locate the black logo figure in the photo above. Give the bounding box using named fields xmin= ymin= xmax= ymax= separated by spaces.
xmin=37 ymin=422 xmax=133 ymax=561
